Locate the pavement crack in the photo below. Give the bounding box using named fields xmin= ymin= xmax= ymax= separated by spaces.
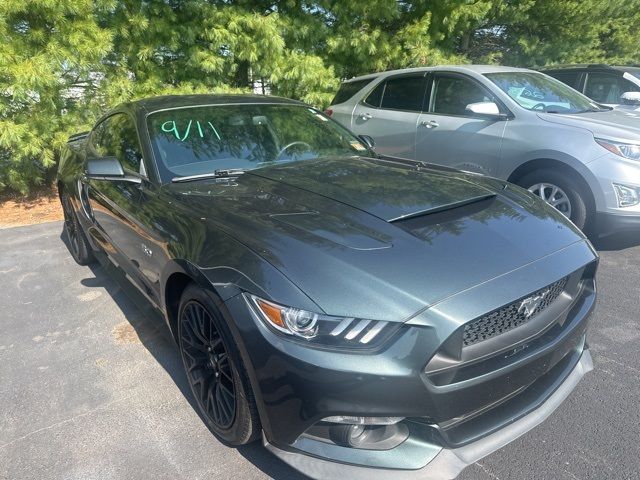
xmin=0 ymin=393 xmax=137 ymax=451
xmin=475 ymin=462 xmax=500 ymax=479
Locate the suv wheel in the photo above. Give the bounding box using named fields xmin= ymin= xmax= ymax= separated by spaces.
xmin=518 ymin=170 xmax=590 ymax=230
xmin=177 ymin=284 xmax=260 ymax=446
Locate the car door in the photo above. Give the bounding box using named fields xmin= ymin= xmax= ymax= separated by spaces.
xmin=350 ymin=73 xmax=428 ymax=159
xmin=85 ymin=113 xmax=154 ymax=295
xmin=583 ymin=72 xmax=640 ymax=106
xmin=415 ymin=72 xmax=507 ymax=176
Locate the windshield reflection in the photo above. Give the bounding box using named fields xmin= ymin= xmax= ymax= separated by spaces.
xmin=147 ymin=104 xmax=375 ymax=182
xmin=486 ymin=72 xmax=605 ymax=114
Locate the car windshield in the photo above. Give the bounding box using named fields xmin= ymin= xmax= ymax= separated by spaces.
xmin=147 ymin=104 xmax=373 ymax=181
xmin=485 ymin=72 xmax=605 ymax=113
xmin=623 ymin=67 xmax=640 ymax=81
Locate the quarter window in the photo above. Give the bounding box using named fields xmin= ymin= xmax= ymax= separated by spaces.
xmin=364 ymin=82 xmax=384 ymax=107
xmin=584 ymin=73 xmax=640 ymax=104
xmin=431 ymin=75 xmax=493 ymax=116
xmin=379 ymin=75 xmax=426 ymax=112
xmin=331 ymin=79 xmax=373 ymax=105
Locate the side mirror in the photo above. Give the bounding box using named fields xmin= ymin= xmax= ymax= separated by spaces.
xmin=620 ymin=92 xmax=640 ymax=106
xmin=86 ymin=157 xmax=141 ymax=183
xmin=465 ymin=101 xmax=507 ymax=119
xmin=358 ymin=135 xmax=376 ymax=149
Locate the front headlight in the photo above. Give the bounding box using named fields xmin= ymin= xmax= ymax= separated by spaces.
xmin=247 ymin=294 xmax=399 ymax=348
xmin=595 ymin=138 xmax=640 ymax=161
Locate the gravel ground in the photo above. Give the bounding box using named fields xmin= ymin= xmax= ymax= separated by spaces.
xmin=1 ymin=221 xmax=638 ymax=480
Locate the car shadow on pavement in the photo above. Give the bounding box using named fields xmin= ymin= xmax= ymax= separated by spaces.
xmin=591 ymin=231 xmax=640 ymax=252
xmin=60 ymin=229 xmax=308 ymax=480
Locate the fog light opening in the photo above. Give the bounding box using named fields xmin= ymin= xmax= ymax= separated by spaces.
xmin=329 ymin=424 xmax=373 ymax=447
xmin=325 ymin=420 xmax=410 ymax=449
xmin=613 ymin=183 xmax=640 ymax=207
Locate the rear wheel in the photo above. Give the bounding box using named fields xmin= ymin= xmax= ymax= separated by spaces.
xmin=177 ymin=284 xmax=260 ymax=445
xmin=61 ymin=194 xmax=95 ymax=265
xmin=517 ymin=169 xmax=590 ymax=230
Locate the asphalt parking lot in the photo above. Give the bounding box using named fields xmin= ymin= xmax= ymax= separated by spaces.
xmin=1 ymin=221 xmax=639 ymax=480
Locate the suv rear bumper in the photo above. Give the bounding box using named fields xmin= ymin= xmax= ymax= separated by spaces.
xmin=264 ymin=348 xmax=593 ymax=480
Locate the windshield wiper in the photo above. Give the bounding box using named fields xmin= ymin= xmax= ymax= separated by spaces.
xmin=576 ymin=107 xmax=610 ymax=113
xmin=171 ymin=168 xmax=246 ymax=183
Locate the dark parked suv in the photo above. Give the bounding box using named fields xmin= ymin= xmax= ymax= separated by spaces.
xmin=542 ymin=64 xmax=640 ymax=107
xmin=57 ymin=94 xmax=598 ymax=479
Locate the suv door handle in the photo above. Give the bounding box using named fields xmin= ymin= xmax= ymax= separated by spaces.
xmin=420 ymin=120 xmax=439 ymax=128
xmin=359 ymin=113 xmax=373 ymax=120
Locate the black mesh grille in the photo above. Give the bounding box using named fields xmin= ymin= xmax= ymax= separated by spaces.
xmin=463 ymin=277 xmax=568 ymax=347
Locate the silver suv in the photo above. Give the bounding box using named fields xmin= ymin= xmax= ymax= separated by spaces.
xmin=328 ymin=65 xmax=640 ymax=234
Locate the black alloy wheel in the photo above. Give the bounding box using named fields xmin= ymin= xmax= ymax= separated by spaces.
xmin=61 ymin=194 xmax=95 ymax=265
xmin=180 ymin=300 xmax=236 ymax=428
xmin=177 ymin=284 xmax=260 ymax=445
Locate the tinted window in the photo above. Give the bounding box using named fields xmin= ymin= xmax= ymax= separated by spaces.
xmin=364 ymin=82 xmax=384 ymax=107
xmin=92 ymin=114 xmax=144 ymax=174
xmin=547 ymin=71 xmax=581 ymax=89
xmin=431 ymin=75 xmax=492 ymax=116
xmin=147 ymin=105 xmax=375 ymax=181
xmin=331 ymin=79 xmax=373 ymax=105
xmin=380 ymin=75 xmax=426 ymax=112
xmin=584 ymin=72 xmax=640 ymax=104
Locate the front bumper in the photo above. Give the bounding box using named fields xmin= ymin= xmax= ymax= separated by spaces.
xmin=264 ymin=348 xmax=593 ymax=480
xmin=220 ymin=241 xmax=597 ymax=478
xmin=596 ymin=211 xmax=640 ymax=236
xmin=588 ymin=153 xmax=640 ymax=221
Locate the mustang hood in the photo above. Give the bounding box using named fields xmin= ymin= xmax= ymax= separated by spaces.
xmin=170 ymin=157 xmax=590 ymax=322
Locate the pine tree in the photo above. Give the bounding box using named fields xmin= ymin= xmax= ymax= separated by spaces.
xmin=0 ymin=0 xmax=111 ymax=193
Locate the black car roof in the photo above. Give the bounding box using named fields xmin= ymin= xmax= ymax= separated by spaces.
xmin=122 ymin=94 xmax=305 ymax=114
xmin=541 ymin=64 xmax=639 ymax=74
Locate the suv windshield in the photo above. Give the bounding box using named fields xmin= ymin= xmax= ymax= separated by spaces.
xmin=485 ymin=72 xmax=605 ymax=113
xmin=147 ymin=104 xmax=373 ymax=181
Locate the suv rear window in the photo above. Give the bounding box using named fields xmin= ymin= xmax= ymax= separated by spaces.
xmin=331 ymin=80 xmax=372 ymax=105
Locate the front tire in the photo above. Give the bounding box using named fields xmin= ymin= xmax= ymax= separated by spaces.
xmin=177 ymin=284 xmax=260 ymax=446
xmin=517 ymin=169 xmax=590 ymax=230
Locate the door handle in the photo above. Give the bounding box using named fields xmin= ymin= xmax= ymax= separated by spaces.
xmin=359 ymin=113 xmax=373 ymax=120
xmin=420 ymin=120 xmax=439 ymax=128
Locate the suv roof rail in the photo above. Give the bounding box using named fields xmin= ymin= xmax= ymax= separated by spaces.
xmin=542 ymin=63 xmax=614 ymax=70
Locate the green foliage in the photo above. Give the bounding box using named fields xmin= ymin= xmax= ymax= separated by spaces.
xmin=1 ymin=0 xmax=639 ymax=193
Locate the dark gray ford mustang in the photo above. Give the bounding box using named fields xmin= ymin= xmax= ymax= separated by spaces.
xmin=57 ymin=94 xmax=598 ymax=479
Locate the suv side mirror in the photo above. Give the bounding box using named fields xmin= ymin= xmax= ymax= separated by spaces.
xmin=358 ymin=135 xmax=376 ymax=149
xmin=465 ymin=101 xmax=508 ymax=120
xmin=620 ymin=92 xmax=640 ymax=106
xmin=86 ymin=157 xmax=141 ymax=184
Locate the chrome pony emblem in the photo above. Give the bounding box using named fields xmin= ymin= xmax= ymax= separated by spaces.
xmin=518 ymin=290 xmax=550 ymax=319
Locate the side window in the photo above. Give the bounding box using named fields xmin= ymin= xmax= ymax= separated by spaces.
xmin=431 ymin=75 xmax=493 ymax=116
xmin=93 ymin=114 xmax=145 ymax=175
xmin=547 ymin=71 xmax=581 ymax=90
xmin=364 ymin=81 xmax=384 ymax=107
xmin=379 ymin=75 xmax=426 ymax=112
xmin=584 ymin=73 xmax=640 ymax=104
xmin=89 ymin=120 xmax=109 ymax=157
xmin=331 ymin=79 xmax=373 ymax=105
